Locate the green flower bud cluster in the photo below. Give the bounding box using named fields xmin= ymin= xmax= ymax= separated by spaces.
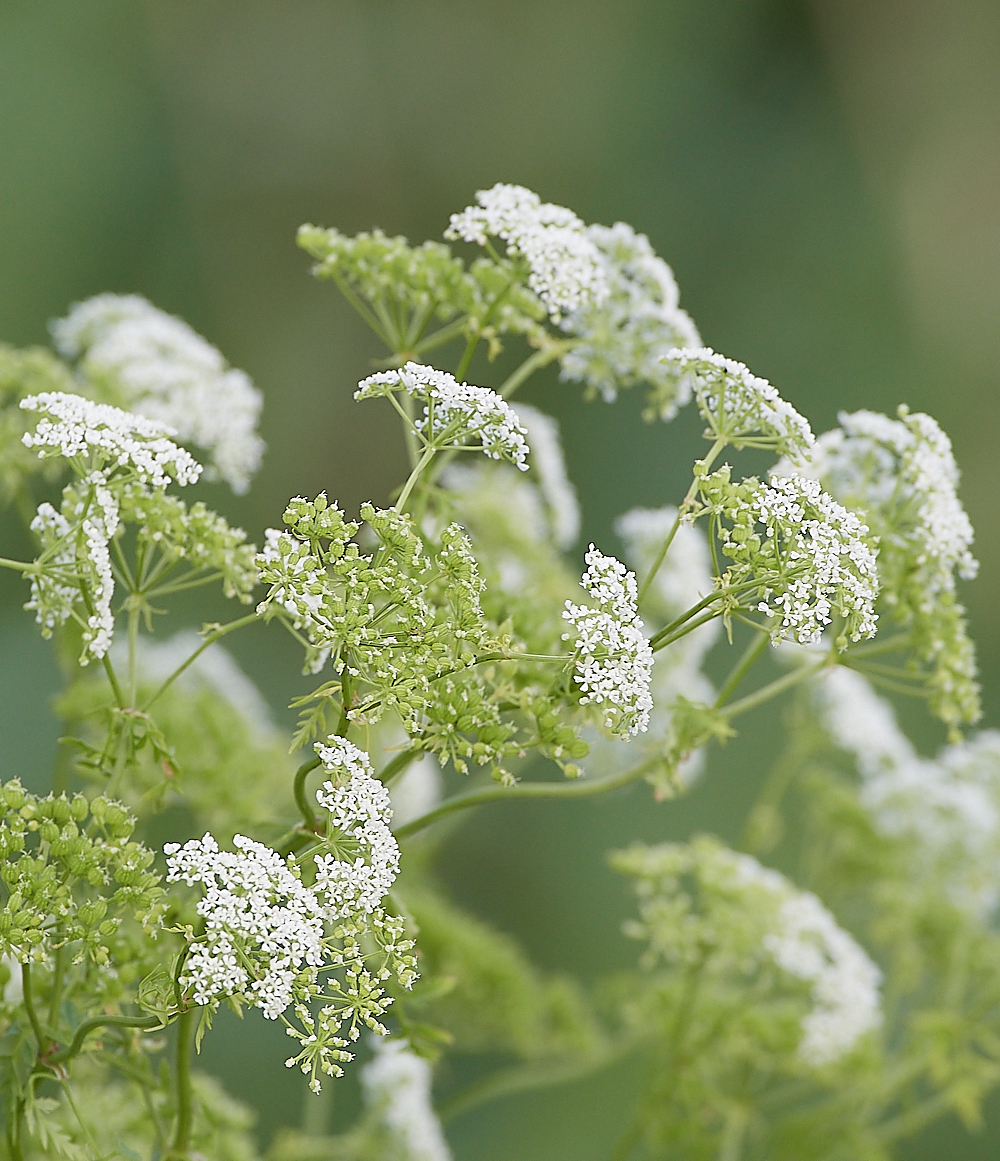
xmin=118 ymin=485 xmax=258 ymax=601
xmin=0 ymin=779 xmax=163 ymax=965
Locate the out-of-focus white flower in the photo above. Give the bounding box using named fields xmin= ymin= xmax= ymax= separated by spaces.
xmin=357 ymin=362 xmax=529 ymax=470
xmin=662 ymin=347 xmax=814 ymax=460
xmin=362 ymin=1037 xmax=452 ymax=1161
xmin=560 ymin=222 xmax=700 ymax=418
xmin=563 ymin=546 xmax=654 ymax=737
xmin=52 ymin=294 xmax=264 ymax=493
xmin=446 ymin=183 xmax=607 ymax=320
xmin=510 ymin=404 xmax=579 ymax=549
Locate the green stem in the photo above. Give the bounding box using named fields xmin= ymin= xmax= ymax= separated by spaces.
xmin=47 ymin=1014 xmax=164 ymax=1065
xmin=637 ymin=438 xmax=725 ymax=606
xmin=379 ymin=748 xmax=419 ymax=788
xmin=47 ymin=946 xmax=65 ymax=1029
xmin=101 ymin=653 xmax=127 ymax=709
xmin=393 ymin=445 xmax=437 ymax=514
xmin=21 ymin=963 xmax=47 ymax=1053
xmin=127 ymin=598 xmax=140 ymax=706
xmin=170 ymin=1007 xmax=195 ymax=1160
xmin=714 ymin=628 xmax=770 ymax=708
xmin=455 ymin=333 xmax=480 ymax=380
xmin=142 ymin=613 xmax=260 ymax=711
xmin=293 ymin=756 xmax=322 ymax=831
xmin=393 ymin=753 xmax=662 ymax=840
xmin=412 ymin=315 xmax=470 ymax=356
xmin=497 ymin=343 xmax=569 ymax=399
xmin=722 ymin=658 xmax=829 ymax=719
xmin=400 ymin=391 xmax=421 ymax=470
xmin=328 ymin=269 xmax=394 ymax=348
xmin=0 ymin=557 xmax=33 ymax=572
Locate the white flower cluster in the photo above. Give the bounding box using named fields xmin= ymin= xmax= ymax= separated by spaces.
xmin=52 ymin=293 xmax=265 ymax=493
xmin=445 ymin=183 xmax=607 ymax=319
xmin=357 ymin=362 xmax=529 ymax=470
xmin=511 ymin=404 xmax=579 ymax=549
xmin=165 ymin=737 xmax=407 ymax=1033
xmin=165 ymin=832 xmax=324 ymax=1020
xmin=814 ymin=666 xmax=1000 ymax=916
xmin=563 ymin=545 xmax=654 ymax=737
xmin=20 ymin=391 xmax=201 ymax=488
xmin=361 ymin=1037 xmax=453 ymax=1161
xmin=729 ymin=852 xmax=883 ymax=1067
xmin=614 ymin=506 xmax=719 ymax=785
xmin=751 ymin=475 xmax=879 ymax=646
xmin=787 ymin=406 xmax=978 ymax=594
xmin=560 ymin=222 xmax=700 ymax=418
xmin=20 ymin=394 xmax=202 ymax=662
xmin=663 ymin=347 xmax=814 ymax=459
xmin=313 ymin=737 xmax=400 ymax=921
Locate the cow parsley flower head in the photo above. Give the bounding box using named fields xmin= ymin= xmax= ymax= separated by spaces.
xmin=813 ymin=667 xmax=1000 ymax=916
xmin=357 ymin=362 xmax=529 ymax=470
xmin=701 ymin=469 xmax=879 ymax=648
xmin=313 ymin=737 xmax=400 ymax=921
xmin=445 ymin=183 xmax=607 ymax=319
xmin=614 ymin=839 xmax=882 ymax=1069
xmin=563 ymin=545 xmax=654 ymax=737
xmin=511 ymin=404 xmax=579 ymax=549
xmin=560 ymin=222 xmax=700 ymax=419
xmin=165 ymin=832 xmax=325 ymax=1020
xmin=20 ymin=392 xmax=201 ymax=487
xmin=361 ymin=1037 xmax=453 ymax=1161
xmin=51 ymin=294 xmax=265 ymax=493
xmin=777 ymin=406 xmax=979 ymax=730
xmin=662 ymin=347 xmax=814 ymax=460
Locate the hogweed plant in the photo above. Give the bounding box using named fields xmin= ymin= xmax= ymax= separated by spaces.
xmin=0 ymin=180 xmax=990 ymax=1160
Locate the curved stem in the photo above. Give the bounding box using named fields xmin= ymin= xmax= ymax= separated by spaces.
xmin=293 ymin=756 xmax=323 ymax=831
xmin=721 ymin=658 xmax=829 ymax=719
xmin=101 ymin=653 xmax=127 ymax=709
xmin=393 ymin=753 xmax=662 ymax=840
xmin=497 ymin=343 xmax=569 ymax=399
xmin=394 ymin=445 xmax=438 ymax=514
xmin=141 ymin=613 xmax=260 ymax=711
xmin=379 ymin=748 xmax=419 ymax=788
xmin=47 ymin=1013 xmax=164 ymax=1065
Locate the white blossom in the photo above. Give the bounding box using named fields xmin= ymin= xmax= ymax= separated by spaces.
xmin=313 ymin=738 xmax=400 ymax=920
xmin=445 ymin=183 xmax=607 ymax=319
xmin=357 ymin=362 xmax=529 ymax=470
xmin=24 ymin=503 xmax=76 ymax=637
xmin=729 ymin=852 xmax=883 ymax=1067
xmin=662 ymin=347 xmax=814 ymax=459
xmin=20 ymin=391 xmax=201 ymax=487
xmin=563 ymin=545 xmax=654 ymax=737
xmin=165 ymin=832 xmax=325 ymax=1020
xmin=752 ymin=475 xmax=879 ymax=646
xmin=362 ymin=1037 xmax=452 ymax=1161
xmin=52 ymin=294 xmax=264 ymax=493
xmin=511 ymin=404 xmax=579 ymax=549
xmin=814 ymin=667 xmax=1000 ymax=916
xmin=560 ymin=221 xmax=700 ymax=417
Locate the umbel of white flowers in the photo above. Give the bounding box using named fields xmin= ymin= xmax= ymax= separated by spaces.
xmin=446 ymin=182 xmax=608 ymax=320
xmin=564 ymin=545 xmax=655 ymax=738
xmin=51 ymin=293 xmax=265 ymax=493
xmin=356 ymin=362 xmax=530 ymax=470
xmin=20 ymin=392 xmax=202 ymax=661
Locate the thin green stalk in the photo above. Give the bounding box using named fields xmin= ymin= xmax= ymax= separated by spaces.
xmin=142 ymin=613 xmax=260 ymax=711
xmin=400 ymin=390 xmax=421 ymax=469
xmin=48 ymin=1014 xmax=164 ymax=1065
xmin=454 ymin=332 xmax=480 ymax=379
xmin=714 ymin=629 xmax=771 ymax=708
xmin=378 ymin=748 xmax=419 ymax=787
xmin=393 ymin=445 xmax=437 ymax=514
xmin=21 ymin=964 xmax=47 ymax=1053
xmin=329 ymin=269 xmax=394 ymax=348
xmin=497 ymin=343 xmax=569 ymax=399
xmin=47 ymin=946 xmax=65 ymax=1030
xmin=637 ymin=438 xmax=726 ymax=606
xmin=651 ymin=608 xmax=722 ymax=653
xmin=0 ymin=557 xmax=33 ymax=572
xmin=393 ymin=754 xmax=662 ymax=840
xmin=127 ymin=599 xmax=141 ymax=706
xmin=101 ymin=654 xmax=127 ymax=708
xmin=412 ymin=315 xmax=469 ymax=356
xmin=722 ymin=658 xmax=829 ymax=720
xmin=58 ymin=1079 xmax=103 ymax=1158
xmin=293 ymin=756 xmax=323 ymax=831
xmin=170 ymin=1007 xmax=195 ymax=1160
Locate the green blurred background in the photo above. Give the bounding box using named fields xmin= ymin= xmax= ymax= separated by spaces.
xmin=1 ymin=1 xmax=997 ymax=1155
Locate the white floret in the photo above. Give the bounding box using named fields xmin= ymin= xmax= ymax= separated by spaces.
xmin=446 ymin=183 xmax=607 ymax=319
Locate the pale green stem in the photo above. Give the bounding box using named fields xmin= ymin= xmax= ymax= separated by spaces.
xmin=498 ymin=342 xmax=570 ymax=399
xmin=393 ymin=753 xmax=663 ymax=840
xmin=142 ymin=613 xmax=260 ymax=711
xmin=48 ymin=1013 xmax=164 ymax=1065
xmin=169 ymin=1007 xmax=195 ymax=1160
xmin=722 ymin=658 xmax=829 ymax=719
xmin=21 ymin=963 xmax=47 ymax=1053
xmin=0 ymin=557 xmax=33 ymax=572
xmin=714 ymin=628 xmax=771 ymax=708
xmin=393 ymin=445 xmax=438 ymax=514
xmin=637 ymin=438 xmax=726 ymax=606
xmin=127 ymin=598 xmax=141 ymax=706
